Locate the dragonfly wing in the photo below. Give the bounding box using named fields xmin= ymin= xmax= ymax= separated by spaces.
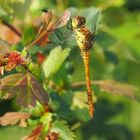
xmin=87 ymin=11 xmax=99 ymax=44
xmin=49 ymin=26 xmax=78 ymax=47
xmin=53 ymin=10 xmax=71 ymax=29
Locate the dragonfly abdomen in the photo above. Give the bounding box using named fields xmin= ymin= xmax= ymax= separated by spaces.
xmin=81 ymin=49 xmax=94 ymax=118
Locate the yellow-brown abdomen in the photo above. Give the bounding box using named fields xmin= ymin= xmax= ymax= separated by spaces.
xmin=81 ymin=49 xmax=94 ymax=118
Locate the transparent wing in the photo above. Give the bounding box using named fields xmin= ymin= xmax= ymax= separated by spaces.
xmin=53 ymin=9 xmax=71 ymax=29
xmin=49 ymin=21 xmax=78 ymax=48
xmin=69 ymin=7 xmax=100 ymax=37
xmin=78 ymin=7 xmax=100 ymax=33
xmin=48 ymin=8 xmax=100 ymax=48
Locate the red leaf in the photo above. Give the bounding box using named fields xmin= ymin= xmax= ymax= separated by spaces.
xmin=0 ymin=112 xmax=30 ymax=127
xmin=0 ymin=73 xmax=49 ymax=108
xmin=45 ymin=132 xmax=58 ymax=140
xmin=0 ymin=48 xmax=26 ymax=75
xmin=37 ymin=52 xmax=46 ymax=64
xmin=0 ymin=73 xmax=24 ymax=99
xmin=5 ymin=51 xmax=25 ymax=71
xmin=27 ymin=10 xmax=71 ymax=48
xmin=23 ymin=124 xmax=43 ymax=140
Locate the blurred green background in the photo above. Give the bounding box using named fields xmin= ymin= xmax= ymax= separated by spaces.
xmin=0 ymin=0 xmax=140 ymax=140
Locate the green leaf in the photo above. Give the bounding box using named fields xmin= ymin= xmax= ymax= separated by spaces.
xmin=51 ymin=120 xmax=75 ymax=140
xmin=42 ymin=47 xmax=70 ymax=79
xmin=96 ymin=30 xmax=117 ymax=49
xmin=29 ymin=101 xmax=45 ymax=117
xmin=40 ymin=112 xmax=53 ymax=132
xmin=104 ymin=50 xmax=119 ymax=64
xmin=0 ymin=7 xmax=7 ymax=17
xmin=0 ymin=73 xmax=49 ymax=108
xmin=21 ymin=48 xmax=28 ymax=58
xmin=10 ymin=0 xmax=32 ymax=18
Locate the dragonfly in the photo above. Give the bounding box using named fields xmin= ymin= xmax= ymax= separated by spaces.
xmin=27 ymin=9 xmax=98 ymax=118
xmin=71 ymin=16 xmax=96 ymax=118
xmin=51 ymin=14 xmax=97 ymax=118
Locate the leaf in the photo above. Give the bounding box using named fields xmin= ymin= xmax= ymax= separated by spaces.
xmin=51 ymin=120 xmax=75 ymax=140
xmin=27 ymin=10 xmax=70 ymax=48
xmin=0 ymin=73 xmax=24 ymax=99
xmin=16 ymin=73 xmax=49 ymax=108
xmin=45 ymin=132 xmax=58 ymax=140
xmin=96 ymin=30 xmax=117 ymax=49
xmin=0 ymin=6 xmax=7 ymax=17
xmin=0 ymin=112 xmax=30 ymax=127
xmin=104 ymin=50 xmax=119 ymax=64
xmin=11 ymin=0 xmax=32 ymax=18
xmin=0 ymin=73 xmax=49 ymax=108
xmin=40 ymin=112 xmax=53 ymax=132
xmin=29 ymin=101 xmax=45 ymax=117
xmin=94 ymin=80 xmax=139 ymax=100
xmin=42 ymin=47 xmax=70 ymax=79
xmin=73 ymin=91 xmax=87 ymax=109
xmin=23 ymin=124 xmax=43 ymax=140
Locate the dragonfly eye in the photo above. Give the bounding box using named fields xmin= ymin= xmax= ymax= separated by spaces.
xmin=72 ymin=16 xmax=86 ymax=29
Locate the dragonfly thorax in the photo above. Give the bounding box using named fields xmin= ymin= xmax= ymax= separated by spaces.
xmin=72 ymin=16 xmax=86 ymax=29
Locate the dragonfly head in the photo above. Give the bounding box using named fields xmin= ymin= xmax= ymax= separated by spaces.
xmin=72 ymin=16 xmax=86 ymax=29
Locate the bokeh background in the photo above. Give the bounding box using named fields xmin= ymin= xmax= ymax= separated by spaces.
xmin=0 ymin=0 xmax=140 ymax=140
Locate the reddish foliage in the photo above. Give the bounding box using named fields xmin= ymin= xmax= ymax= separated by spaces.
xmin=24 ymin=124 xmax=43 ymax=140
xmin=5 ymin=51 xmax=25 ymax=71
xmin=27 ymin=10 xmax=71 ymax=48
xmin=0 ymin=51 xmax=25 ymax=75
xmin=0 ymin=73 xmax=49 ymax=108
xmin=45 ymin=132 xmax=58 ymax=140
xmin=0 ymin=112 xmax=30 ymax=127
xmin=37 ymin=52 xmax=46 ymax=64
